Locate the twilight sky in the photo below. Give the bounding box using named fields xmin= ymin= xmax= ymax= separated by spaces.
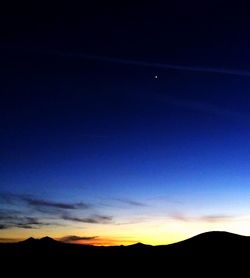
xmin=2 ymin=2 xmax=250 ymax=245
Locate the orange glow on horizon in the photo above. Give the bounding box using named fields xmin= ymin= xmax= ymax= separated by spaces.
xmin=2 ymin=215 xmax=250 ymax=245
xmin=59 ymin=237 xmax=138 ymax=246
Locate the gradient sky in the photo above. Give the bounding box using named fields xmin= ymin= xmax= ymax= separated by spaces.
xmin=2 ymin=2 xmax=250 ymax=245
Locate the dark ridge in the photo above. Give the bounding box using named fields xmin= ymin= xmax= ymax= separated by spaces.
xmin=172 ymin=231 xmax=248 ymax=247
xmin=21 ymin=237 xmax=36 ymax=243
xmin=18 ymin=236 xmax=62 ymax=247
xmin=127 ymin=242 xmax=151 ymax=248
xmin=15 ymin=231 xmax=250 ymax=248
xmin=185 ymin=231 xmax=246 ymax=241
xmin=39 ymin=236 xmax=57 ymax=243
xmin=1 ymin=231 xmax=250 ymax=274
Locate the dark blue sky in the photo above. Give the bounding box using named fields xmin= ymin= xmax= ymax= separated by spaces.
xmin=2 ymin=2 xmax=250 ymax=244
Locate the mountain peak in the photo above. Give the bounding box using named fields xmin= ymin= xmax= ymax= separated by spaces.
xmin=128 ymin=242 xmax=151 ymax=248
xmin=39 ymin=236 xmax=55 ymax=242
xmin=189 ymin=231 xmax=245 ymax=241
xmin=19 ymin=236 xmax=59 ymax=246
xmin=39 ymin=236 xmax=59 ymax=246
xmin=22 ymin=237 xmax=36 ymax=243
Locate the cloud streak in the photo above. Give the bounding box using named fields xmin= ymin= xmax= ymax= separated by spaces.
xmin=0 ymin=210 xmax=52 ymax=229
xmin=0 ymin=237 xmax=20 ymax=242
xmin=59 ymin=235 xmax=98 ymax=243
xmin=23 ymin=196 xmax=90 ymax=210
xmin=62 ymin=214 xmax=112 ymax=224
xmin=199 ymin=215 xmax=234 ymax=223
xmin=169 ymin=213 xmax=235 ymax=223
xmin=114 ymin=198 xmax=147 ymax=207
xmin=0 ymin=192 xmax=112 ymax=229
xmin=55 ymin=51 xmax=250 ymax=77
xmin=58 ymin=235 xmax=137 ymax=246
xmin=0 ymin=224 xmax=8 ymax=229
xmin=159 ymin=96 xmax=247 ymax=119
xmin=0 ymin=193 xmax=91 ymax=211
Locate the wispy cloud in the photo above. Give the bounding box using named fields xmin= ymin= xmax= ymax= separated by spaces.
xmin=23 ymin=196 xmax=90 ymax=210
xmin=0 ymin=192 xmax=112 ymax=229
xmin=59 ymin=235 xmax=98 ymax=243
xmin=15 ymin=47 xmax=250 ymax=77
xmin=58 ymin=235 xmax=137 ymax=246
xmin=0 ymin=210 xmax=52 ymax=229
xmin=114 ymin=198 xmax=147 ymax=207
xmin=169 ymin=213 xmax=235 ymax=223
xmin=62 ymin=214 xmax=112 ymax=224
xmin=0 ymin=237 xmax=21 ymax=242
xmin=78 ymin=134 xmax=112 ymax=138
xmin=169 ymin=213 xmax=190 ymax=222
xmin=199 ymin=214 xmax=234 ymax=223
xmin=0 ymin=193 xmax=91 ymax=211
xmin=54 ymin=50 xmax=250 ymax=77
xmin=0 ymin=192 xmax=21 ymax=204
xmin=115 ymin=217 xmax=148 ymax=225
xmin=159 ymin=96 xmax=247 ymax=119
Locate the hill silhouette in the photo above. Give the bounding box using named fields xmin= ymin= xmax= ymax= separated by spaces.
xmin=20 ymin=236 xmax=59 ymax=246
xmin=0 ymin=231 xmax=248 ymax=275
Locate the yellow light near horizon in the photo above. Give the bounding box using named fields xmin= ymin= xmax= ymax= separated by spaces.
xmin=2 ymin=216 xmax=250 ymax=245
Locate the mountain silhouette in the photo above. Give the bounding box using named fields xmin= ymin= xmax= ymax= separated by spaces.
xmin=127 ymin=242 xmax=151 ymax=248
xmin=167 ymin=231 xmax=248 ymax=249
xmin=18 ymin=236 xmax=61 ymax=247
xmin=39 ymin=236 xmax=55 ymax=242
xmin=21 ymin=237 xmax=36 ymax=244
xmin=39 ymin=236 xmax=59 ymax=245
xmin=1 ymin=231 xmax=249 ymax=275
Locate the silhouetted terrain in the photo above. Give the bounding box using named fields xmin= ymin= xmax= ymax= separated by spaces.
xmin=1 ymin=231 xmax=249 ymax=275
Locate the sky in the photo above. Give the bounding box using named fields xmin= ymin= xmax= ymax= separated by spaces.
xmin=2 ymin=2 xmax=250 ymax=245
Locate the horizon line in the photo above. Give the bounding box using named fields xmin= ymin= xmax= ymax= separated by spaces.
xmin=0 ymin=230 xmax=247 ymax=246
